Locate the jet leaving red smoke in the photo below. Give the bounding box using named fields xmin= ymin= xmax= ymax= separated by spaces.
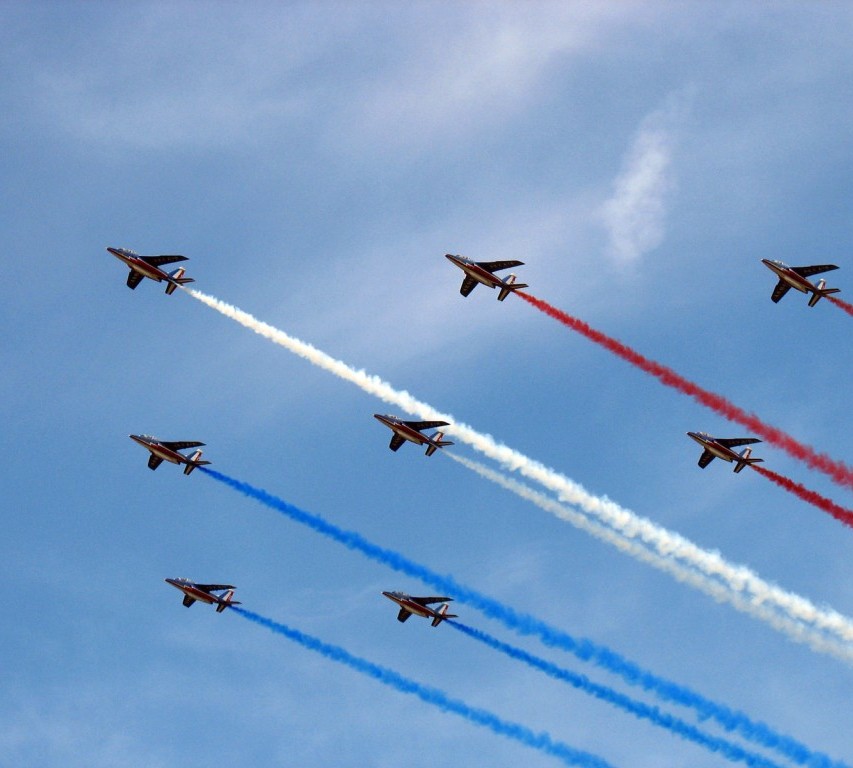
xmin=752 ymin=466 xmax=853 ymax=529
xmin=827 ymin=295 xmax=853 ymax=317
xmin=517 ymin=291 xmax=853 ymax=492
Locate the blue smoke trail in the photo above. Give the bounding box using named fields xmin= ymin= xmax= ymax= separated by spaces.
xmin=202 ymin=468 xmax=843 ymax=768
xmin=231 ymin=606 xmax=615 ymax=768
xmin=446 ymin=622 xmax=781 ymax=768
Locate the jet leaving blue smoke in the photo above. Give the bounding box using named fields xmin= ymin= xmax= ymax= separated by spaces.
xmin=231 ymin=606 xmax=615 ymax=768
xmin=202 ymin=468 xmax=843 ymax=768
xmin=447 ymin=622 xmax=781 ymax=768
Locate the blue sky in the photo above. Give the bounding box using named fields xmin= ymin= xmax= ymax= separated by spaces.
xmin=2 ymin=3 xmax=852 ymax=766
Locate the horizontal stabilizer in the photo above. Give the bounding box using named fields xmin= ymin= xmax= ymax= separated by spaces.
xmin=498 ymin=273 xmax=528 ymax=301
xmin=431 ymin=603 xmax=458 ymax=627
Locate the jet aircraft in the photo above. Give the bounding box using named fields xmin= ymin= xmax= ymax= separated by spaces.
xmin=761 ymin=259 xmax=840 ymax=307
xmin=687 ymin=432 xmax=763 ymax=473
xmin=445 ymin=253 xmax=528 ymax=301
xmin=373 ymin=414 xmax=453 ymax=456
xmin=107 ymin=246 xmax=195 ymax=294
xmin=129 ymin=434 xmax=211 ymax=475
xmin=165 ymin=578 xmax=240 ymax=612
xmin=382 ymin=591 xmax=457 ymax=627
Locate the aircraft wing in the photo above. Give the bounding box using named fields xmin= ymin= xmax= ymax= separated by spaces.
xmin=476 ymin=259 xmax=524 ymax=273
xmin=771 ymin=280 xmax=792 ymax=303
xmin=148 ymin=454 xmax=164 ymax=470
xmin=794 ymin=264 xmax=839 ymax=278
xmin=389 ymin=434 xmax=406 ymax=452
xmin=195 ymin=583 xmax=236 ymax=593
xmin=716 ymin=438 xmax=761 ymax=448
xmin=403 ymin=421 xmax=450 ymax=431
xmin=460 ymin=275 xmax=479 ymax=297
xmin=161 ymin=440 xmax=205 ymax=451
xmin=127 ymin=270 xmax=145 ymax=290
xmin=697 ymin=450 xmax=716 ymax=469
xmin=412 ymin=596 xmax=453 ymax=606
xmin=182 ymin=595 xmax=196 ymax=607
xmin=396 ymin=608 xmax=412 ymax=623
xmin=143 ymin=254 xmax=189 ymax=267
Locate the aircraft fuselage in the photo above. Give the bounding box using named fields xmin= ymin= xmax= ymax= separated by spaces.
xmin=166 ymin=578 xmax=221 ymax=606
xmin=373 ymin=415 xmax=431 ymax=447
xmin=761 ymin=259 xmax=814 ymax=294
xmin=130 ymin=434 xmax=188 ymax=465
xmin=687 ymin=432 xmax=740 ymax=464
xmin=445 ymin=254 xmax=504 ymax=290
xmin=108 ymin=247 xmax=170 ymax=283
xmin=382 ymin=591 xmax=444 ymax=621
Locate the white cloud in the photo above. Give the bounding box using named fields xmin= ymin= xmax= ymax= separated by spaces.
xmin=600 ymin=98 xmax=686 ymax=264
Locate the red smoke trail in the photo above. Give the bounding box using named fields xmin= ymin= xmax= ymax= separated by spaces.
xmin=517 ymin=291 xmax=853 ymax=492
xmin=828 ymin=295 xmax=853 ymax=317
xmin=752 ymin=466 xmax=853 ymax=529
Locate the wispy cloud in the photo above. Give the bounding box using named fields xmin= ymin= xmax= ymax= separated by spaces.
xmin=600 ymin=98 xmax=686 ymax=264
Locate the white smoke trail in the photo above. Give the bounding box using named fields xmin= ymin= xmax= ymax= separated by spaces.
xmin=447 ymin=453 xmax=853 ymax=664
xmin=187 ymin=288 xmax=853 ymax=650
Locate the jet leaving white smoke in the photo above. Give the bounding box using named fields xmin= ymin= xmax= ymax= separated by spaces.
xmin=187 ymin=288 xmax=853 ymax=656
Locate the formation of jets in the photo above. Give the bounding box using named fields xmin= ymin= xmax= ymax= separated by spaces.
xmin=107 ymin=246 xmax=195 ymax=294
xmin=165 ymin=578 xmax=241 ymax=612
xmin=761 ymin=259 xmax=840 ymax=307
xmin=129 ymin=434 xmax=211 ymax=475
xmin=373 ymin=414 xmax=454 ymax=456
xmin=687 ymin=432 xmax=763 ymax=473
xmin=117 ymin=251 xmax=840 ymax=628
xmin=382 ymin=591 xmax=458 ymax=626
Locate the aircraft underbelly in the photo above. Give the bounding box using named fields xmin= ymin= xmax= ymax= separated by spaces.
xmin=150 ymin=447 xmax=182 ymax=464
xmin=708 ymin=446 xmax=735 ymax=462
xmin=462 ymin=266 xmax=497 ymax=289
xmin=395 ymin=427 xmax=424 ymax=445
xmin=781 ymin=275 xmax=810 ymax=293
xmin=127 ymin=259 xmax=165 ymax=282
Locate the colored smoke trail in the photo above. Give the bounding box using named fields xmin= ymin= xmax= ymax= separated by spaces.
xmin=516 ymin=291 xmax=853 ymax=493
xmin=753 ymin=466 xmax=853 ymax=529
xmin=231 ymin=607 xmax=614 ymax=768
xmin=446 ymin=453 xmax=853 ymax=665
xmin=828 ymin=295 xmax=853 ymax=317
xmin=448 ymin=622 xmax=788 ymax=768
xmin=186 ymin=288 xmax=853 ymax=650
xmin=201 ymin=468 xmax=841 ymax=767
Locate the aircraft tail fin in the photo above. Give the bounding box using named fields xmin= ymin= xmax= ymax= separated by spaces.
xmin=808 ymin=279 xmax=841 ymax=307
xmin=216 ymin=589 xmax=241 ymax=612
xmin=165 ymin=267 xmax=195 ymax=295
xmin=425 ymin=431 xmax=454 ymax=456
xmin=498 ymin=274 xmax=528 ymax=301
xmin=431 ymin=603 xmax=458 ymax=627
xmin=734 ymin=447 xmax=763 ymax=473
xmin=184 ymin=449 xmax=212 ymax=475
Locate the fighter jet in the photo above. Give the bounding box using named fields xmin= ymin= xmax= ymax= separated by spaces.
xmin=373 ymin=414 xmax=453 ymax=456
xmin=687 ymin=432 xmax=763 ymax=473
xmin=165 ymin=578 xmax=240 ymax=613
xmin=445 ymin=253 xmax=528 ymax=301
xmin=761 ymin=259 xmax=840 ymax=307
xmin=107 ymin=246 xmax=195 ymax=294
xmin=129 ymin=434 xmax=211 ymax=475
xmin=382 ymin=591 xmax=457 ymax=627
